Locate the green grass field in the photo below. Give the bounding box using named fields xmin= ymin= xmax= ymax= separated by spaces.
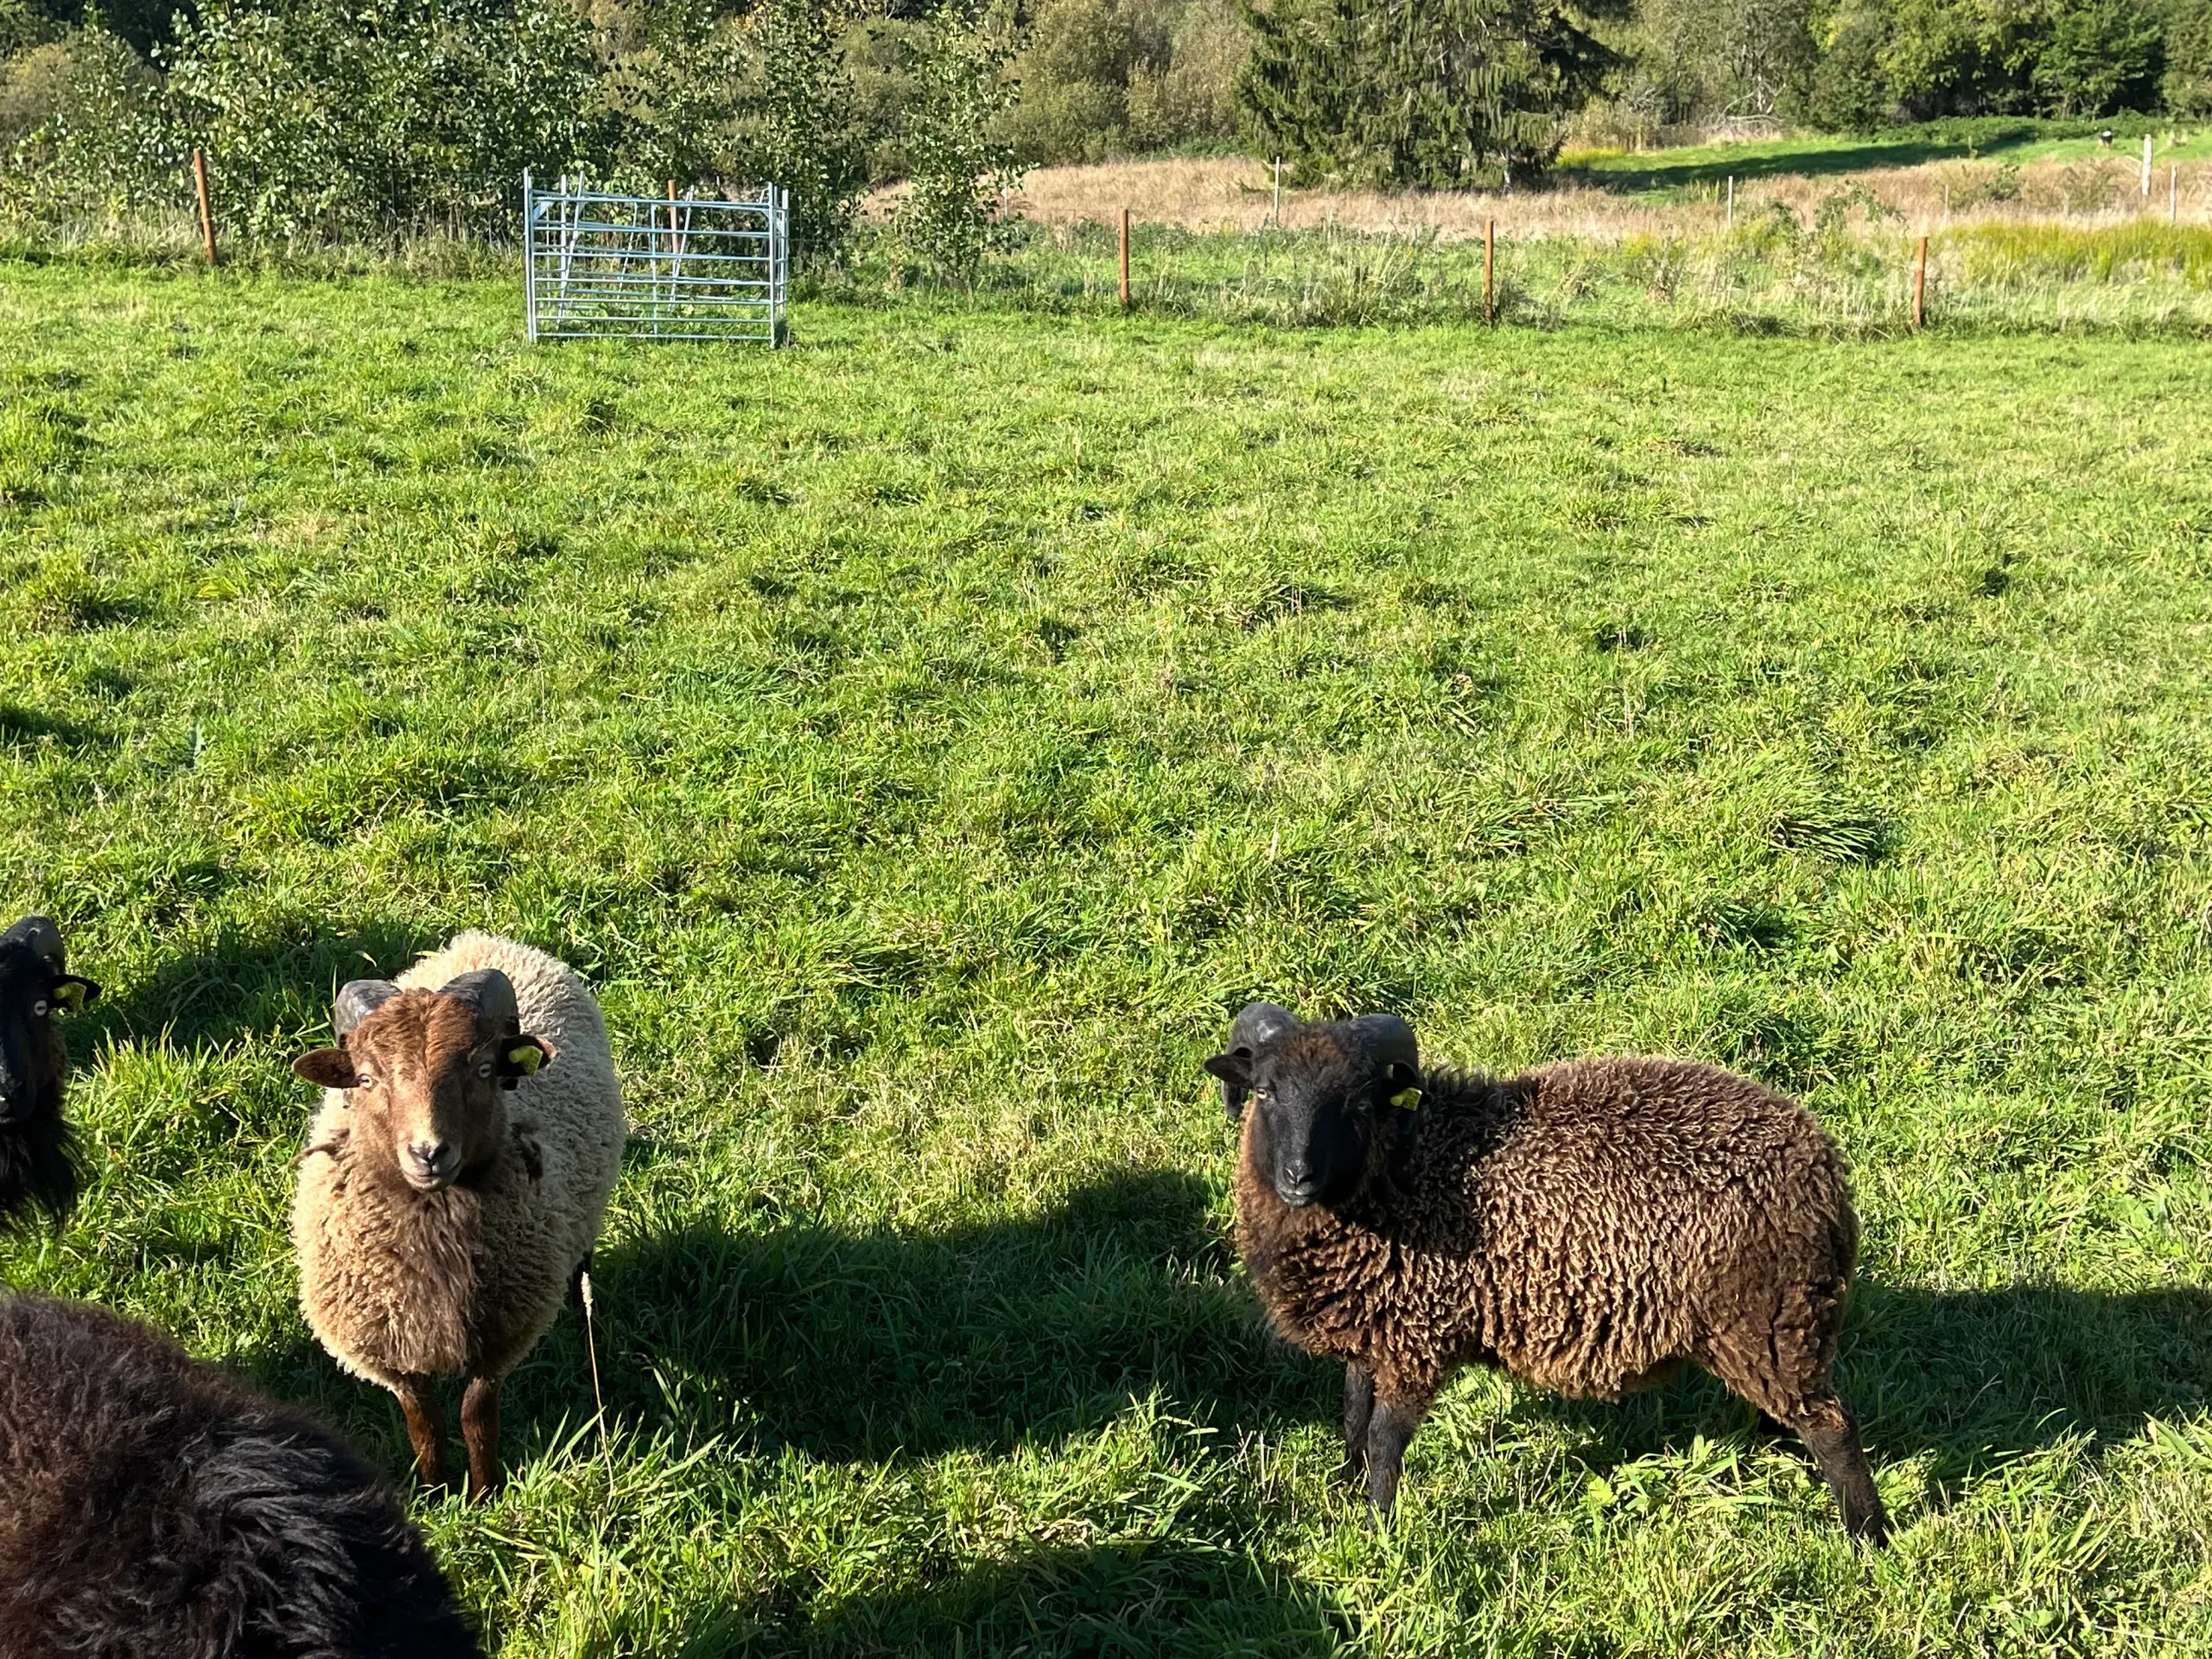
xmin=5 ymin=262 xmax=2212 ymax=1656
xmin=1564 ymin=120 xmax=2212 ymax=196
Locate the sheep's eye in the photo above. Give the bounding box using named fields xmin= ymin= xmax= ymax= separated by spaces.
xmin=30 ymin=999 xmax=48 ymax=1018
xmin=1253 ymin=1087 xmax=1272 ymax=1103
xmin=477 ymin=1060 xmax=495 ymax=1080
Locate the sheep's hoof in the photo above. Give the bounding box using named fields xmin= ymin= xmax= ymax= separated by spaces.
xmin=1847 ymin=1508 xmax=1891 ymax=1548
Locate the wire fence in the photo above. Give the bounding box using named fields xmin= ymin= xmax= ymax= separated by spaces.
xmin=524 ymin=173 xmax=787 ymax=345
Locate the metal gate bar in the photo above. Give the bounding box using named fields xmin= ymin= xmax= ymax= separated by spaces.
xmin=524 ymin=171 xmax=787 ymax=345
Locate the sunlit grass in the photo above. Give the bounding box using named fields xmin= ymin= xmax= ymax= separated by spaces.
xmin=3 ymin=261 xmax=2212 ymax=1654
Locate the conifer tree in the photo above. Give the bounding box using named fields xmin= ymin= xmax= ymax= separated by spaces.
xmin=1239 ymin=0 xmax=1629 ymax=187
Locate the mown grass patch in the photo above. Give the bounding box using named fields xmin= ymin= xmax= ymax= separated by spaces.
xmin=3 ymin=262 xmax=2212 ymax=1654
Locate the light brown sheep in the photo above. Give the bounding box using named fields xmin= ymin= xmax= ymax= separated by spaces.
xmin=292 ymin=931 xmax=625 ymax=1500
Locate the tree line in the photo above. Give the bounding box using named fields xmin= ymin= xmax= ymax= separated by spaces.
xmin=0 ymin=0 xmax=2204 ymax=253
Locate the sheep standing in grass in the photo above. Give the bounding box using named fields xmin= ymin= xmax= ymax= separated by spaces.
xmin=0 ymin=915 xmax=100 ymax=1235
xmin=0 ymin=1293 xmax=481 ymax=1656
xmin=292 ymin=931 xmax=625 ymax=1500
xmin=1205 ymin=1003 xmax=1887 ymax=1540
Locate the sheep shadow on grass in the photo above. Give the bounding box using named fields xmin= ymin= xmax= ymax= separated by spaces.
xmin=568 ymin=1167 xmax=1315 ymax=1465
xmin=687 ymin=1540 xmax=1344 ymax=1658
xmin=1538 ymin=1281 xmax=2212 ymax=1501
xmin=83 ymin=916 xmax=440 ymax=1051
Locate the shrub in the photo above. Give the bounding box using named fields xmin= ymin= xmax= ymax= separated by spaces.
xmin=163 ymin=0 xmax=607 ymax=240
xmin=2032 ymin=0 xmax=2164 ymax=117
xmin=993 ymin=0 xmax=1243 ymax=166
xmin=0 ymin=23 xmax=175 ymax=209
xmin=2164 ymin=3 xmax=2212 ymax=118
xmin=732 ymin=0 xmax=868 ymax=265
xmin=899 ymin=0 xmax=1023 ymax=283
xmin=1135 ymin=0 xmax=1245 ymax=148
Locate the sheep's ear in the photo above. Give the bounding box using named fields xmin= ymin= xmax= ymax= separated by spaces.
xmin=294 ymin=1048 xmax=361 ymax=1089
xmin=497 ymin=1033 xmax=557 ymax=1088
xmin=50 ymin=975 xmax=99 ymax=1014
xmin=1203 ymin=1051 xmax=1254 ymax=1120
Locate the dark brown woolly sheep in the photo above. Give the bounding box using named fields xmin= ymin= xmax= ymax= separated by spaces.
xmin=0 ymin=1294 xmax=482 ymax=1659
xmin=1205 ymin=1003 xmax=1887 ymax=1541
xmin=0 ymin=916 xmax=100 ymax=1236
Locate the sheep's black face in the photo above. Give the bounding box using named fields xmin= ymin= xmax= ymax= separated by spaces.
xmin=1208 ymin=1027 xmax=1411 ymax=1210
xmin=0 ymin=925 xmax=98 ymax=1128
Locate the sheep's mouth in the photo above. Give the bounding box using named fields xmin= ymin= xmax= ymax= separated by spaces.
xmin=401 ymin=1155 xmax=461 ymax=1193
xmin=1274 ymin=1179 xmax=1322 ymax=1207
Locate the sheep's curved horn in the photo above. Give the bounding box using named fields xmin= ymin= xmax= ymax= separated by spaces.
xmin=1226 ymin=1001 xmax=1301 ymax=1056
xmin=1348 ymin=1014 xmax=1421 ymax=1084
xmin=439 ymin=969 xmax=518 ymax=1031
xmin=1 ymin=916 xmax=66 ymax=971
xmin=1208 ymin=1001 xmax=1301 ymax=1119
xmin=334 ymin=979 xmax=401 ymax=1038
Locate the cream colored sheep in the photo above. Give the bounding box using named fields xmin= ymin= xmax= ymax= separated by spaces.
xmin=291 ymin=931 xmax=625 ymax=1498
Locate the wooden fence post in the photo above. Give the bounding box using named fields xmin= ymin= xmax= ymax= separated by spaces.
xmin=1912 ymin=234 xmax=1928 ymax=330
xmin=1484 ymin=218 xmax=1495 ymax=326
xmin=2142 ymin=135 xmax=2153 ymax=197
xmin=1272 ymin=156 xmax=1281 ymax=225
xmin=1726 ymin=175 xmax=1734 ymax=226
xmin=1119 ymin=207 xmax=1130 ymax=312
xmin=191 ymin=147 xmax=218 ymax=268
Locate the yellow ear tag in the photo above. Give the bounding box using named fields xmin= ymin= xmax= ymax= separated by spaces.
xmin=53 ymin=982 xmax=86 ymax=1014
xmin=506 ymin=1044 xmax=544 ymax=1075
xmin=1389 ymin=1088 xmax=1421 ymax=1110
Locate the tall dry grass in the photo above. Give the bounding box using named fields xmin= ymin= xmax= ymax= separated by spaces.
xmin=997 ymin=155 xmax=2212 ymax=245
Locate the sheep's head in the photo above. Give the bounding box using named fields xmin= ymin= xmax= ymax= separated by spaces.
xmin=1203 ymin=1003 xmax=1421 ymax=1209
xmin=0 ymin=915 xmax=99 ymax=1129
xmin=293 ymin=969 xmax=556 ymax=1193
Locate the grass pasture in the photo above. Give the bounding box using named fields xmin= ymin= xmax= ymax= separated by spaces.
xmin=4 ymin=262 xmax=2212 ymax=1655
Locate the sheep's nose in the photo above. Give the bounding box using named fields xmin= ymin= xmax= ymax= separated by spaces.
xmin=1278 ymin=1160 xmax=1318 ymax=1204
xmin=404 ymin=1139 xmax=458 ymax=1188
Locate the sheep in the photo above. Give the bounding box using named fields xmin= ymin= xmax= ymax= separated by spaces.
xmin=1205 ymin=1003 xmax=1887 ymax=1541
xmin=0 ymin=1292 xmax=482 ymax=1657
xmin=291 ymin=931 xmax=626 ymax=1501
xmin=0 ymin=915 xmax=100 ymax=1236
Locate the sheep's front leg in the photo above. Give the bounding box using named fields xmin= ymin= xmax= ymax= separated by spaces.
xmin=393 ymin=1374 xmax=447 ymax=1491
xmin=1341 ymin=1363 xmax=1376 ymax=1486
xmin=1365 ymin=1394 xmax=1427 ymax=1517
xmin=461 ymin=1374 xmax=503 ymax=1503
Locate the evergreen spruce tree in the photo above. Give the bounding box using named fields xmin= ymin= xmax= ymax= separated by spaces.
xmin=1239 ymin=0 xmax=1628 ymax=188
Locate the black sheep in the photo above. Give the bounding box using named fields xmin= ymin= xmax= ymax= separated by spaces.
xmin=0 ymin=1294 xmax=484 ymax=1658
xmin=0 ymin=915 xmax=99 ymax=1234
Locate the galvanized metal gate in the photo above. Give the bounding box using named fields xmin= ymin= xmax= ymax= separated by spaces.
xmin=524 ymin=172 xmax=787 ymax=345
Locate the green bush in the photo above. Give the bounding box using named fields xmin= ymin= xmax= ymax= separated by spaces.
xmin=0 ymin=22 xmax=173 ymax=209
xmin=2032 ymin=0 xmax=2164 ymax=118
xmin=0 ymin=0 xmax=870 ymax=263
xmin=2165 ymin=3 xmax=2212 ymax=118
xmin=162 ymin=0 xmax=609 ymax=239
xmin=1803 ymin=0 xmax=2186 ymax=129
xmin=898 ymin=0 xmax=1023 ymax=283
xmin=734 ymin=0 xmax=868 ymax=264
xmin=991 ymin=0 xmax=1243 ymax=165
